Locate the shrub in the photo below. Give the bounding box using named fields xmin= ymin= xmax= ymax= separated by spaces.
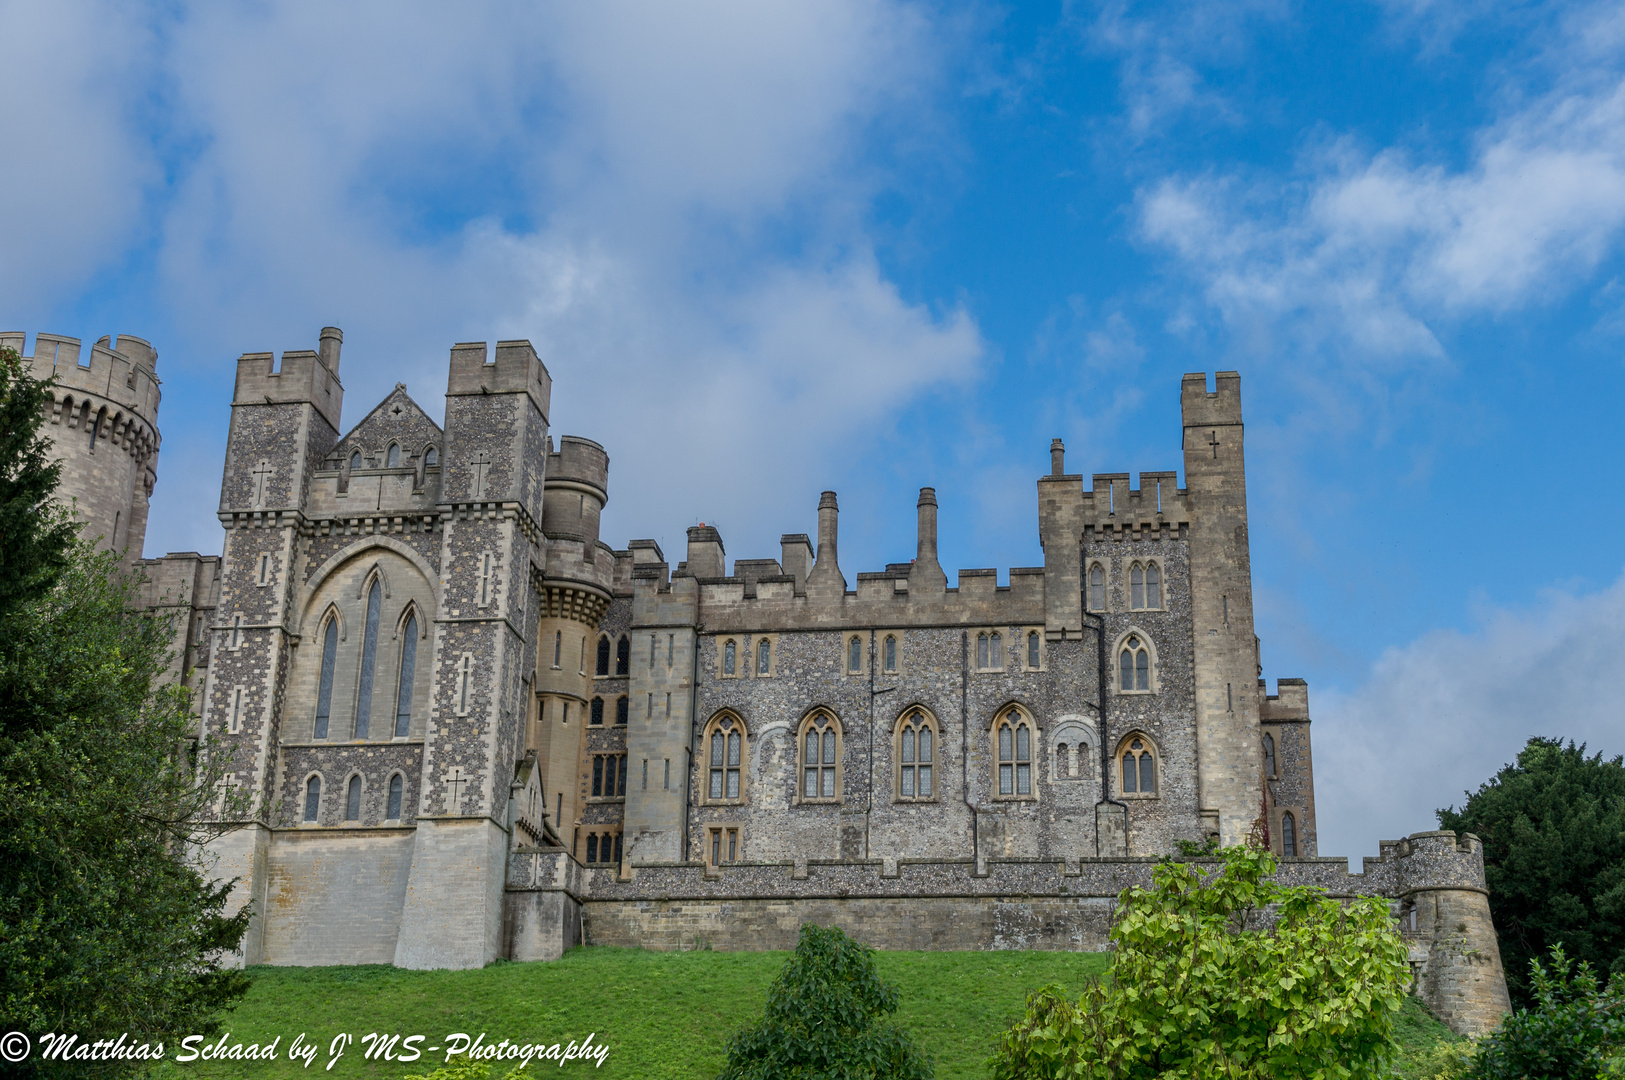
xmin=1466 ymin=945 xmax=1625 ymax=1080
xmin=990 ymin=845 xmax=1412 ymax=1080
xmin=718 ymin=922 xmax=932 ymax=1080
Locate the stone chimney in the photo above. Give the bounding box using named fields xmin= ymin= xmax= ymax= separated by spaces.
xmin=318 ymin=327 xmax=343 ymax=373
xmin=806 ymin=491 xmax=845 ymax=600
xmin=1050 ymin=438 xmax=1065 ymax=475
xmin=908 ymin=487 xmax=947 ymax=594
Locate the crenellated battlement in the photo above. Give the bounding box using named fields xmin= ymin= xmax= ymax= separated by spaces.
xmin=232 ymin=327 xmax=344 ymax=432
xmin=447 ymin=339 xmax=551 ymax=420
xmin=4 ymin=330 xmax=162 ymax=426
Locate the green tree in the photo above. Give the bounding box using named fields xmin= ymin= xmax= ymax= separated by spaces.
xmin=0 ymin=346 xmax=76 ymax=616
xmin=991 ymin=846 xmax=1412 ymax=1080
xmin=718 ymin=923 xmax=933 ymax=1080
xmin=1438 ymin=737 xmax=1625 ymax=1006
xmin=0 ymin=370 xmax=250 ymax=1073
xmin=1466 ymin=945 xmax=1625 ymax=1080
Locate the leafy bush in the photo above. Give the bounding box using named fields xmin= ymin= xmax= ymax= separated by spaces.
xmin=990 ymin=845 xmax=1412 ymax=1080
xmin=1465 ymin=945 xmax=1625 ymax=1080
xmin=718 ymin=923 xmax=932 ymax=1080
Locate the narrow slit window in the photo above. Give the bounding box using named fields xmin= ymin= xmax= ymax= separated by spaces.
xmin=394 ymin=613 xmax=417 ymax=738
xmin=848 ymin=637 xmax=862 ymax=673
xmin=1028 ymin=631 xmax=1040 ymax=668
xmin=346 ymin=775 xmax=362 ymax=821
xmin=757 ymin=639 xmax=770 ymax=674
xmin=353 ymin=578 xmax=382 ymax=738
xmin=724 ymin=639 xmax=736 ymax=675
xmin=387 ymin=774 xmax=403 ymax=820
xmin=884 ymin=635 xmax=897 ymax=672
xmin=314 ymin=617 xmax=338 ymax=739
xmin=1282 ymin=811 xmax=1297 ymax=857
xmin=1262 ymin=733 xmax=1276 ymax=776
xmin=553 ymin=630 xmax=561 ymax=668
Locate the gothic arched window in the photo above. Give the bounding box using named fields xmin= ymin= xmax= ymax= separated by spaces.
xmin=847 ymin=636 xmax=863 ymax=673
xmin=346 ymin=775 xmax=363 ymax=821
xmin=423 ymin=445 xmax=438 ymax=467
xmin=1145 ymin=562 xmax=1162 ymax=608
xmin=1088 ymin=564 xmax=1106 ymax=611
xmin=995 ymin=709 xmax=1034 ymax=797
xmin=394 ymin=612 xmax=418 ymax=738
xmin=1119 ymin=635 xmax=1150 ymax=692
xmin=596 ymin=636 xmax=612 ymax=676
xmin=590 ymin=697 xmax=605 ymax=725
xmin=706 ymin=714 xmax=745 ymax=802
xmin=757 ymin=638 xmax=771 ymax=674
xmin=353 ymin=577 xmax=383 ymax=738
xmin=977 ymin=633 xmax=988 ymax=669
xmin=313 ymin=615 xmax=339 ymax=740
xmin=1121 ymin=736 xmax=1156 ymax=796
xmin=387 ymin=773 xmax=404 ymax=821
xmin=350 ymin=451 xmax=362 ymax=471
xmin=883 ymin=635 xmax=897 ymax=673
xmin=1263 ymin=732 xmax=1277 ymax=777
xmin=724 ymin=639 xmax=737 ymax=676
xmin=615 ymin=696 xmax=628 ymax=725
xmin=1131 ymin=564 xmax=1145 ymax=609
xmin=616 ymin=635 xmax=630 ymax=675
xmin=1282 ymin=811 xmax=1298 ymax=857
xmin=304 ymin=776 xmax=321 ymax=823
xmin=1028 ymin=631 xmax=1041 ymax=669
xmin=387 ymin=443 xmax=400 ymax=467
xmin=897 ymin=710 xmax=936 ymax=800
xmin=800 ymin=712 xmax=841 ymax=801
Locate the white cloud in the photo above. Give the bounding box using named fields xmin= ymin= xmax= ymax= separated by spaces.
xmin=0 ymin=1 xmax=985 ymax=561
xmin=1135 ymin=5 xmax=1625 ymax=365
xmin=1314 ymin=572 xmax=1625 ymax=860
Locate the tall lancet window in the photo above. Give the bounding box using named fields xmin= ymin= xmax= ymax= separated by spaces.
xmin=314 ymin=617 xmax=339 ymax=739
xmin=394 ymin=613 xmax=418 ymax=738
xmin=1281 ymin=812 xmax=1297 ymax=857
xmin=346 ymin=775 xmax=362 ymax=821
xmin=354 ymin=578 xmax=382 ymax=738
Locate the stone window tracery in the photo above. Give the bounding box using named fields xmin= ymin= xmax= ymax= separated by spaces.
xmin=591 ymin=753 xmax=627 ymax=799
xmin=896 ymin=709 xmax=937 ymax=800
xmin=1119 ymin=735 xmax=1157 ymax=797
xmin=995 ymin=708 xmax=1034 ymax=797
xmin=708 ymin=826 xmax=740 ymax=867
xmin=1130 ymin=561 xmax=1162 ymax=610
xmin=799 ymin=712 xmax=842 ymax=801
xmin=1118 ymin=635 xmax=1150 ymax=692
xmin=705 ymin=714 xmax=746 ymax=803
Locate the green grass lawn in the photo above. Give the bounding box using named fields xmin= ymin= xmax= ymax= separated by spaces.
xmin=155 ymin=947 xmax=1460 ymax=1080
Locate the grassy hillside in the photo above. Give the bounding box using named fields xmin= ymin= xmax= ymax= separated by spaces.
xmin=156 ymin=947 xmax=1460 ymax=1080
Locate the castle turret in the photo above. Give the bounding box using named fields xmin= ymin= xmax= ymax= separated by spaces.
xmin=3 ymin=331 xmax=162 ymax=560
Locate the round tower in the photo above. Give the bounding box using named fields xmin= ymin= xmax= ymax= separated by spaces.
xmin=2 ymin=331 xmax=161 ymax=560
xmin=1395 ymin=830 xmax=1512 ymax=1036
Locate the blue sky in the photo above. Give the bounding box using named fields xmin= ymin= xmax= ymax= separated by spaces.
xmin=5 ymin=0 xmax=1623 ymax=860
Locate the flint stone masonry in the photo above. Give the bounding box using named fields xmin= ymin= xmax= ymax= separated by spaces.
xmin=71 ymin=329 xmax=1505 ymax=1039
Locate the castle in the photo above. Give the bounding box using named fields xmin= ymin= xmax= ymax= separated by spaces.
xmin=11 ymin=327 xmax=1511 ymax=1035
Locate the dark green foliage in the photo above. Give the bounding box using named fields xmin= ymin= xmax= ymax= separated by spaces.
xmin=1466 ymin=945 xmax=1625 ymax=1080
xmin=718 ymin=923 xmax=933 ymax=1080
xmin=990 ymin=846 xmax=1412 ymax=1080
xmin=1438 ymin=737 xmax=1625 ymax=1006
xmin=0 ymin=542 xmax=250 ymax=1075
xmin=0 ymin=346 xmax=76 ymax=620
